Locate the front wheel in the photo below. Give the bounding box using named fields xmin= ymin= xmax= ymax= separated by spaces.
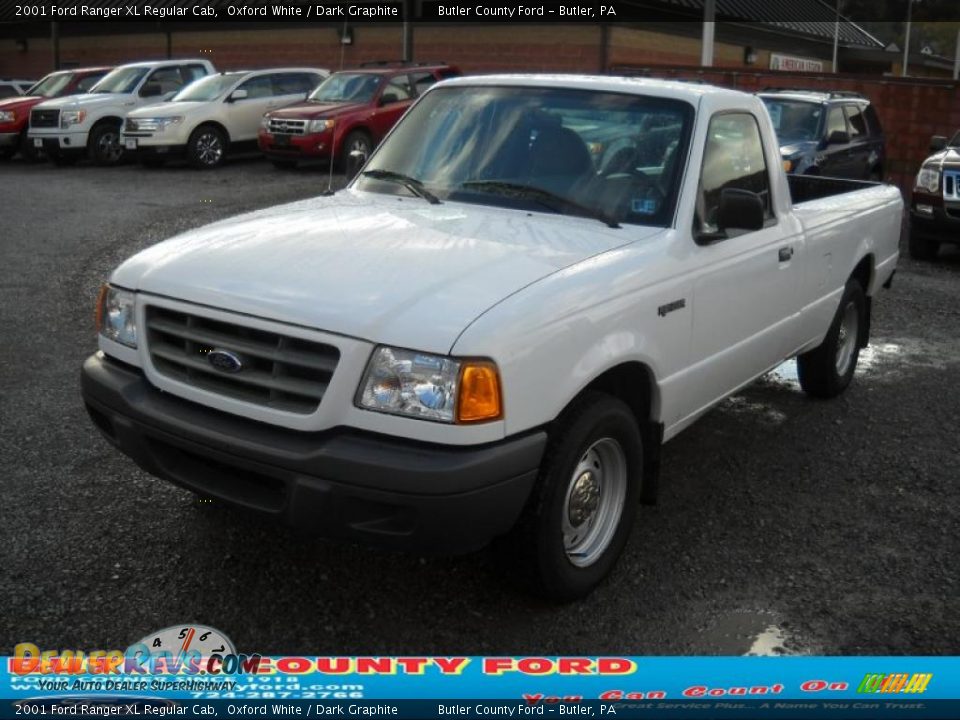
xmin=908 ymin=229 xmax=939 ymax=261
xmin=339 ymin=130 xmax=372 ymax=177
xmin=88 ymin=123 xmax=124 ymax=166
xmin=505 ymin=392 xmax=642 ymax=601
xmin=797 ymin=279 xmax=865 ymax=398
xmin=187 ymin=126 xmax=226 ymax=169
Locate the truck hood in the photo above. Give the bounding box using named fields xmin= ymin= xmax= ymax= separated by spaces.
xmin=0 ymin=95 xmax=44 ymax=114
xmin=925 ymin=147 xmax=960 ymax=166
xmin=34 ymin=92 xmax=132 ymax=111
xmin=127 ymin=100 xmax=204 ymax=118
xmin=112 ymin=190 xmax=657 ymax=354
xmin=267 ymin=100 xmax=368 ymax=120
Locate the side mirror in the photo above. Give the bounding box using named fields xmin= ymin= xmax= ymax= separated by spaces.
xmin=930 ymin=135 xmax=947 ymax=153
xmin=717 ymin=188 xmax=765 ymax=232
xmin=827 ymin=129 xmax=850 ymax=145
xmin=140 ymin=83 xmax=162 ymax=98
xmin=378 ymin=92 xmax=399 ymax=106
xmin=228 ymin=89 xmax=248 ymax=102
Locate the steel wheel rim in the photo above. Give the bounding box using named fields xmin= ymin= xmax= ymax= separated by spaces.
xmin=196 ymin=132 xmax=223 ymax=165
xmin=99 ymin=130 xmax=122 ymax=162
xmin=835 ymin=300 xmax=858 ymax=376
xmin=562 ymin=437 xmax=628 ymax=568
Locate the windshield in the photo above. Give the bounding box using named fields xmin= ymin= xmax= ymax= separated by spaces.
xmin=354 ymin=85 xmax=693 ymax=228
xmin=172 ymin=73 xmax=243 ymax=102
xmin=91 ymin=66 xmax=149 ymax=94
xmin=761 ymin=98 xmax=823 ymax=143
xmin=309 ymin=73 xmax=381 ymax=103
xmin=26 ymin=72 xmax=73 ymax=98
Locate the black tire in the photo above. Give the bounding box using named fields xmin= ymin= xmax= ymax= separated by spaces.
xmin=88 ymin=122 xmax=124 ymax=166
xmin=505 ymin=392 xmax=643 ymax=601
xmin=340 ymin=129 xmax=372 ymax=177
xmin=797 ymin=279 xmax=866 ymax=399
xmin=908 ymin=229 xmax=939 ymax=261
xmin=271 ymin=159 xmax=297 ymax=170
xmin=18 ymin=130 xmax=40 ymax=162
xmin=187 ymin=125 xmax=227 ymax=169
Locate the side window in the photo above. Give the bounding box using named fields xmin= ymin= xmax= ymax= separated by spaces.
xmin=75 ymin=74 xmax=103 ymax=93
xmin=381 ymin=75 xmax=413 ymax=104
xmin=183 ymin=65 xmax=208 ymax=84
xmin=144 ymin=67 xmax=185 ymax=95
xmin=863 ymin=105 xmax=883 ymax=136
xmin=826 ymin=106 xmax=847 ymax=139
xmin=696 ymin=112 xmax=773 ymax=235
xmin=844 ymin=104 xmax=867 ymax=140
xmin=410 ymin=72 xmax=438 ymax=97
xmin=237 ymin=75 xmax=273 ymax=99
xmin=271 ymin=73 xmax=313 ymax=96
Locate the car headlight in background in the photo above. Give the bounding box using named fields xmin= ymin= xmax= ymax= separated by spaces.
xmin=357 ymin=346 xmax=502 ymax=424
xmin=96 ymin=285 xmax=137 ymax=348
xmin=0 ymin=110 xmax=15 ymax=123
xmin=915 ymin=166 xmax=940 ymax=194
xmin=132 ymin=116 xmax=183 ymax=132
xmin=261 ymin=116 xmax=271 ymax=130
xmin=60 ymin=110 xmax=86 ymax=128
xmin=308 ymin=118 xmax=335 ymax=133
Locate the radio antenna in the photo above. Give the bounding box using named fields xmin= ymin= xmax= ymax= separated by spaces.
xmin=325 ymin=120 xmax=336 ymax=195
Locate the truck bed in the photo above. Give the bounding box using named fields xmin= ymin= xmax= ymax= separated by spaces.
xmin=787 ymin=174 xmax=885 ymax=204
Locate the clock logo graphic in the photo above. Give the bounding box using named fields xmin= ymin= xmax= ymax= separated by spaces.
xmin=136 ymin=624 xmax=236 ymax=658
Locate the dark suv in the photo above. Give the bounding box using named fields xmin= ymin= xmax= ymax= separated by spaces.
xmin=758 ymin=89 xmax=886 ymax=181
xmin=259 ymin=61 xmax=461 ymax=170
xmin=909 ymin=131 xmax=960 ymax=261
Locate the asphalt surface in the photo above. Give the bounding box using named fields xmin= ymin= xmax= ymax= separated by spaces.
xmin=1 ymin=157 xmax=958 ymax=657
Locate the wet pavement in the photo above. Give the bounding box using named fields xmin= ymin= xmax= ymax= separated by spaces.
xmin=1 ymin=158 xmax=958 ymax=655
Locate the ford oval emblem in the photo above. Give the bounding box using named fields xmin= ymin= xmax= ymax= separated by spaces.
xmin=208 ymin=348 xmax=244 ymax=373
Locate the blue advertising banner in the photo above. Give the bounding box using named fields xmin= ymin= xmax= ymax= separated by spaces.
xmin=1 ymin=655 xmax=958 ymax=718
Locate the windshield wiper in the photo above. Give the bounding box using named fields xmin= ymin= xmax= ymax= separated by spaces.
xmin=459 ymin=180 xmax=620 ymax=229
xmin=362 ymin=169 xmax=441 ymax=205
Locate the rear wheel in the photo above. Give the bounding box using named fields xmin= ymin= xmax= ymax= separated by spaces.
xmin=505 ymin=392 xmax=642 ymax=601
xmin=908 ymin=229 xmax=939 ymax=261
xmin=797 ymin=279 xmax=865 ymax=399
xmin=187 ymin=125 xmax=226 ymax=169
xmin=88 ymin=122 xmax=124 ymax=166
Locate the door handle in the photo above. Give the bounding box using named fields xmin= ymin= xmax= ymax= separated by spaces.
xmin=778 ymin=246 xmax=794 ymax=262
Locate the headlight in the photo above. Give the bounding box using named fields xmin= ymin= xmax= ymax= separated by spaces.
xmin=133 ymin=116 xmax=183 ymax=132
xmin=95 ymin=285 xmax=137 ymax=348
xmin=60 ymin=110 xmax=86 ymax=128
xmin=261 ymin=115 xmax=271 ymax=130
xmin=915 ymin=166 xmax=940 ymax=193
xmin=357 ymin=346 xmax=502 ymax=424
xmin=0 ymin=110 xmax=14 ymax=123
xmin=308 ymin=118 xmax=335 ymax=133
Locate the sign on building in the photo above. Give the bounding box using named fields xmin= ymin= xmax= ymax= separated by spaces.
xmin=770 ymin=53 xmax=825 ymax=72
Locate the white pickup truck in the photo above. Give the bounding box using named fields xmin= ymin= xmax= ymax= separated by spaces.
xmin=29 ymin=59 xmax=215 ymax=166
xmin=82 ymin=76 xmax=902 ymax=600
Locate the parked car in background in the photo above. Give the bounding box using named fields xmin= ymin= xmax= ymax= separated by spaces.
xmin=909 ymin=131 xmax=960 ymax=261
xmin=29 ymin=59 xmax=215 ymax=166
xmin=758 ymin=89 xmax=885 ymax=181
xmin=0 ymin=67 xmax=112 ymax=160
xmin=122 ymin=68 xmax=328 ymax=169
xmin=0 ymin=79 xmax=35 ymax=99
xmin=258 ymin=61 xmax=460 ymax=170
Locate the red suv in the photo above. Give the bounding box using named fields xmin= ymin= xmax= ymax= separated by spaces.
xmin=0 ymin=66 xmax=112 ymax=160
xmin=258 ymin=62 xmax=460 ymax=170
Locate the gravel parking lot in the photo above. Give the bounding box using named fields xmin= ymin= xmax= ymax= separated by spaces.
xmin=1 ymin=157 xmax=958 ymax=657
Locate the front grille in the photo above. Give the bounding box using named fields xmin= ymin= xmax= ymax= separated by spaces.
xmin=30 ymin=109 xmax=59 ymax=128
xmin=943 ymin=170 xmax=960 ymax=201
xmin=268 ymin=118 xmax=307 ymax=135
xmin=145 ymin=306 xmax=339 ymax=414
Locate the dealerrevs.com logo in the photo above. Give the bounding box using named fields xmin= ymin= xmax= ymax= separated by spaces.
xmin=857 ymin=672 xmax=932 ymax=695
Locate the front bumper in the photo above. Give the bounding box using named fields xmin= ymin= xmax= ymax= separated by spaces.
xmin=122 ymin=135 xmax=188 ymax=158
xmin=27 ymin=129 xmax=88 ymax=151
xmin=0 ymin=131 xmax=20 ymax=148
xmin=911 ymin=200 xmax=960 ymax=244
xmin=81 ymin=352 xmax=545 ymax=554
xmin=258 ymin=130 xmax=332 ymax=159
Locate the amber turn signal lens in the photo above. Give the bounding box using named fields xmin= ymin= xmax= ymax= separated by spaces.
xmin=94 ymin=284 xmax=108 ymax=333
xmin=457 ymin=362 xmax=502 ymax=423
xmin=782 ymin=159 xmax=793 ymax=172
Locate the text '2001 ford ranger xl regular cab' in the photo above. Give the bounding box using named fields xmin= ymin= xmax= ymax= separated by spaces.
xmin=82 ymin=76 xmax=902 ymax=600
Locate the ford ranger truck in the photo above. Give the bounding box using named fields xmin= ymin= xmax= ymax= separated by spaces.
xmin=0 ymin=66 xmax=111 ymax=161
xmin=82 ymin=76 xmax=902 ymax=600
xmin=909 ymin=131 xmax=960 ymax=261
xmin=29 ymin=59 xmax=215 ymax=166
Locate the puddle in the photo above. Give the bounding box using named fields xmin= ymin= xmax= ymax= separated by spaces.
xmin=720 ymin=395 xmax=788 ymax=424
xmin=695 ymin=611 xmax=799 ymax=656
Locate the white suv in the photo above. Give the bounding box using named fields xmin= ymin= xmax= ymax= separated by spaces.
xmin=28 ymin=59 xmax=215 ymax=166
xmin=122 ymin=68 xmax=328 ymax=168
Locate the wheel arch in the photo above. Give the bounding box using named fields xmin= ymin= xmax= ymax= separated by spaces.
xmin=193 ymin=120 xmax=231 ymax=144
